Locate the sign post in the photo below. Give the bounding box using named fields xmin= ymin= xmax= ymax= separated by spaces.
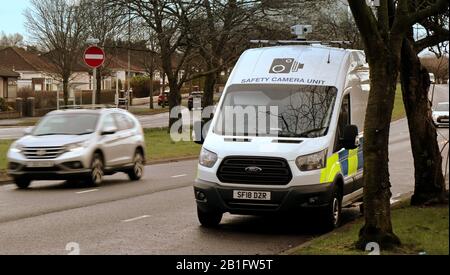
xmin=84 ymin=45 xmax=105 ymax=107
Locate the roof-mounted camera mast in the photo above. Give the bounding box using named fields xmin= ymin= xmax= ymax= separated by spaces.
xmin=250 ymin=25 xmax=352 ymax=49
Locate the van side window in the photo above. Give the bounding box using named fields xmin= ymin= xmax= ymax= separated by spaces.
xmin=334 ymin=94 xmax=351 ymax=152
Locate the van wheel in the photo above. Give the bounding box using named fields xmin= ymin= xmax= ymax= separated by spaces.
xmin=128 ymin=151 xmax=145 ymax=181
xmin=88 ymin=153 xmax=104 ymax=186
xmin=197 ymin=207 xmax=223 ymax=228
xmin=15 ymin=178 xmax=31 ymax=189
xmin=321 ymin=187 xmax=342 ymax=231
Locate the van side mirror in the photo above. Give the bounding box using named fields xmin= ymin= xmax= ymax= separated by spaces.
xmin=342 ymin=125 xmax=359 ymax=150
xmin=101 ymin=126 xmax=118 ymax=136
xmin=193 ymin=117 xmax=213 ymax=145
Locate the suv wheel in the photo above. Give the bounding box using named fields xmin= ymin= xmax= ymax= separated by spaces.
xmin=197 ymin=207 xmax=223 ymax=228
xmin=15 ymin=178 xmax=31 ymax=189
xmin=128 ymin=151 xmax=144 ymax=181
xmin=88 ymin=153 xmax=104 ymax=186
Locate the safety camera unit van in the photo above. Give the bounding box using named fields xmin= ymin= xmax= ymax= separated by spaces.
xmin=193 ymin=39 xmax=370 ymax=230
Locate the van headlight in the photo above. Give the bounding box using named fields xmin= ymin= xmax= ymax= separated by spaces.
xmin=66 ymin=141 xmax=89 ymax=152
xmin=199 ymin=148 xmax=218 ymax=168
xmin=296 ymin=150 xmax=328 ymax=171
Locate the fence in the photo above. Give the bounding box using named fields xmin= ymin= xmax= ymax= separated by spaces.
xmin=0 ymin=111 xmax=22 ymax=120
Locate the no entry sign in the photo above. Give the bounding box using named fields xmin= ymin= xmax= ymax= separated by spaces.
xmin=84 ymin=46 xmax=105 ymax=68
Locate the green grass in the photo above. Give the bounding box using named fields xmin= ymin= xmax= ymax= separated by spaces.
xmin=392 ymin=84 xmax=406 ymax=121
xmin=144 ymin=128 xmax=201 ymax=162
xmin=290 ymin=204 xmax=449 ymax=255
xmin=0 ymin=139 xmax=13 ymax=177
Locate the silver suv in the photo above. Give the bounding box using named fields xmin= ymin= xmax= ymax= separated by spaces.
xmin=7 ymin=108 xmax=146 ymax=189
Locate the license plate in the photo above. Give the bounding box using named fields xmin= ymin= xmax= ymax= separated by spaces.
xmin=27 ymin=161 xmax=54 ymax=168
xmin=233 ymin=190 xmax=271 ymax=201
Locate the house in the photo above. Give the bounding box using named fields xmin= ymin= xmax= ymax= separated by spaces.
xmin=0 ymin=66 xmax=20 ymax=102
xmin=0 ymin=47 xmax=59 ymax=91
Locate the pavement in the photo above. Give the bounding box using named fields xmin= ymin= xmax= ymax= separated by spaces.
xmin=0 ymin=85 xmax=447 ymax=255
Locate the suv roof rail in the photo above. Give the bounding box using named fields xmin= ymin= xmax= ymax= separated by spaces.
xmin=250 ymin=40 xmax=352 ymax=49
xmin=58 ymin=104 xmax=118 ymax=110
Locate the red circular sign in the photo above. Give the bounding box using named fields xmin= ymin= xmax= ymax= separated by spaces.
xmin=84 ymin=46 xmax=105 ymax=68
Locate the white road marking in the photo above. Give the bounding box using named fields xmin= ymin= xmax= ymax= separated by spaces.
xmin=171 ymin=174 xmax=187 ymax=178
xmin=76 ymin=189 xmax=99 ymax=194
xmin=121 ymin=215 xmax=151 ymax=223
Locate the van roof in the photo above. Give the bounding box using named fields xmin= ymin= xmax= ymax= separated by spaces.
xmin=228 ymin=45 xmax=362 ymax=87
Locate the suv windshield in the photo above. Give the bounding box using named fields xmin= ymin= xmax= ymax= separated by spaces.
xmin=214 ymin=85 xmax=338 ymax=138
xmin=33 ymin=114 xmax=100 ymax=136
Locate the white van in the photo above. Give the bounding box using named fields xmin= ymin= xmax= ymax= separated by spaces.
xmin=194 ymin=43 xmax=369 ymax=230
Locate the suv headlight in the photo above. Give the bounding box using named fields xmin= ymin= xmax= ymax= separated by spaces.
xmin=66 ymin=141 xmax=89 ymax=152
xmin=199 ymin=148 xmax=218 ymax=168
xmin=10 ymin=142 xmax=23 ymax=153
xmin=296 ymin=150 xmax=328 ymax=171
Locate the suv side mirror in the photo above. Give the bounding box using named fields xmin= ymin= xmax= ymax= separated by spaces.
xmin=102 ymin=126 xmax=118 ymax=136
xmin=24 ymin=127 xmax=34 ymax=136
xmin=342 ymin=125 xmax=359 ymax=150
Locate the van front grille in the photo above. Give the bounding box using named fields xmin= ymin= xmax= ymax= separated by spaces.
xmin=217 ymin=157 xmax=292 ymax=185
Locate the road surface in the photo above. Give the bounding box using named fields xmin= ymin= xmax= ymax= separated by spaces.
xmin=0 ymin=118 xmax=447 ymax=254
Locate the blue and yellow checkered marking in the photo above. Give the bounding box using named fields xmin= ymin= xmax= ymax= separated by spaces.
xmin=320 ymin=138 xmax=364 ymax=183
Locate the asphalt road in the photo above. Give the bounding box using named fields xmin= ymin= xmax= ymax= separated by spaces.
xmin=0 ymin=85 xmax=447 ymax=255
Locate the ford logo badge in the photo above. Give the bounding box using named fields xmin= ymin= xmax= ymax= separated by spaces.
xmin=245 ymin=166 xmax=263 ymax=174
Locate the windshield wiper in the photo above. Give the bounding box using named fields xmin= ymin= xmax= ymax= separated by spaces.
xmin=35 ymin=133 xmax=71 ymax=137
xmin=298 ymin=127 xmax=328 ymax=138
xmin=77 ymin=132 xmax=94 ymax=136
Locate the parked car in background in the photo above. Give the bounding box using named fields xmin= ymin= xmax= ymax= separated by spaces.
xmin=432 ymin=102 xmax=449 ymax=127
xmin=7 ymin=108 xmax=146 ymax=189
xmin=158 ymin=92 xmax=169 ymax=107
xmin=188 ymin=91 xmax=204 ymax=111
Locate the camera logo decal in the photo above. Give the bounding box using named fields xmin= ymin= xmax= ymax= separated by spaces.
xmin=269 ymin=58 xmax=304 ymax=74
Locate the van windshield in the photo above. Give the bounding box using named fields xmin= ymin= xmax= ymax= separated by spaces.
xmin=214 ymin=85 xmax=338 ymax=138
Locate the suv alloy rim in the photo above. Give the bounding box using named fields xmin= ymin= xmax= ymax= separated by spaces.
xmin=134 ymin=153 xmax=144 ymax=178
xmin=92 ymin=157 xmax=104 ymax=185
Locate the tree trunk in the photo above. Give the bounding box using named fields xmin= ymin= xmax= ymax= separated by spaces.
xmin=356 ymin=56 xmax=401 ymax=250
xmin=202 ymin=71 xmax=217 ymax=109
xmin=400 ymin=38 xmax=447 ymax=206
xmin=149 ymin=73 xmax=154 ymax=110
xmin=168 ymin=77 xmax=182 ymax=129
xmin=63 ymin=77 xmax=69 ymax=107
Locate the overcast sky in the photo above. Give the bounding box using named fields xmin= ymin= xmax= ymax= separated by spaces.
xmin=0 ymin=0 xmax=30 ymax=38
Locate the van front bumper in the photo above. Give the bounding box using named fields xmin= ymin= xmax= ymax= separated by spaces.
xmin=194 ymin=179 xmax=334 ymax=215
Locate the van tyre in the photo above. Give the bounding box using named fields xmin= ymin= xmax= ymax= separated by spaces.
xmin=88 ymin=153 xmax=104 ymax=186
xmin=197 ymin=207 xmax=222 ymax=228
xmin=320 ymin=187 xmax=342 ymax=231
xmin=14 ymin=178 xmax=31 ymax=189
xmin=128 ymin=151 xmax=144 ymax=181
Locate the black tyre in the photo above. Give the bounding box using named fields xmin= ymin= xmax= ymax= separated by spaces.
xmin=197 ymin=207 xmax=223 ymax=228
xmin=87 ymin=153 xmax=104 ymax=186
xmin=320 ymin=186 xmax=342 ymax=231
xmin=14 ymin=178 xmax=31 ymax=189
xmin=128 ymin=150 xmax=145 ymax=181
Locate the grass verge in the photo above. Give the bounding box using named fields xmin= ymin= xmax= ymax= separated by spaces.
xmin=289 ymin=203 xmax=449 ymax=255
xmin=392 ymin=84 xmax=406 ymax=121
